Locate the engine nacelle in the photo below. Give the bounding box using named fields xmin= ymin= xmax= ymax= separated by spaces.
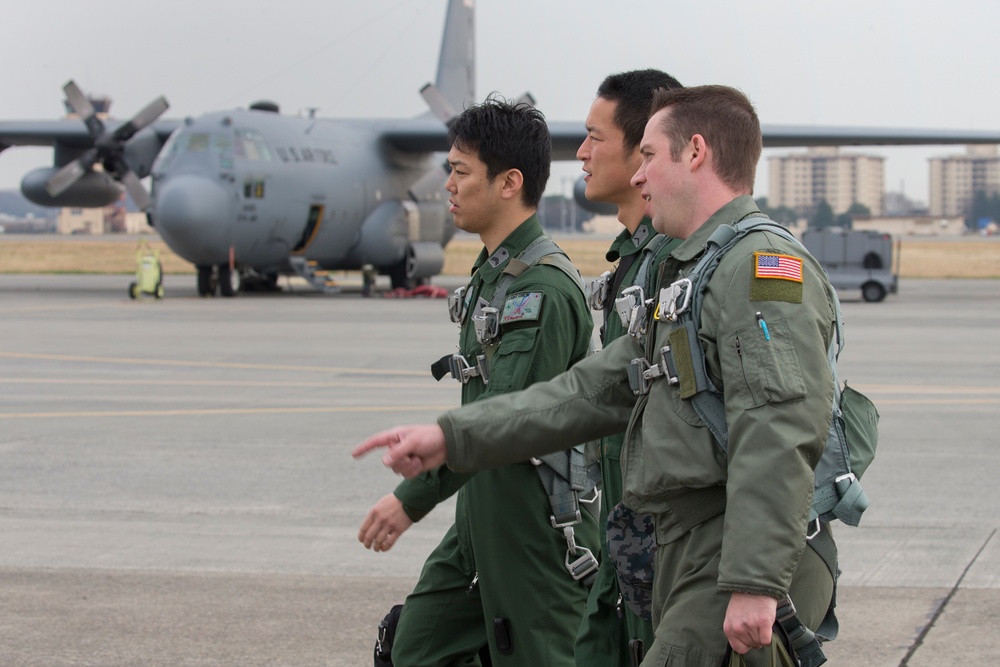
xmin=573 ymin=175 xmax=618 ymax=215
xmin=354 ymin=200 xmax=411 ymax=267
xmin=21 ymin=167 xmax=122 ymax=208
xmin=123 ymin=127 xmax=167 ymax=179
xmin=405 ymin=241 xmax=445 ymax=280
xmin=353 ymin=199 xmax=452 ymax=269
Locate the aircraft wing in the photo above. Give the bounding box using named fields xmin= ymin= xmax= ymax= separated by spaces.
xmin=380 ymin=116 xmax=451 ymax=154
xmin=0 ymin=119 xmax=182 ymax=154
xmin=758 ymin=125 xmax=1000 ymax=148
xmin=548 ymin=121 xmax=1000 ymax=157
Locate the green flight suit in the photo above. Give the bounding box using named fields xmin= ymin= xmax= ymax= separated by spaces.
xmin=576 ymin=218 xmax=679 ymax=667
xmin=390 ymin=215 xmax=599 ymax=667
xmin=434 ymin=197 xmax=837 ymax=667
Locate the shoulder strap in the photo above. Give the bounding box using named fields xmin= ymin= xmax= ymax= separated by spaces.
xmin=483 ymin=233 xmax=599 ymax=586
xmin=634 ymin=234 xmax=668 ymax=296
xmin=488 ymin=235 xmax=584 ymax=312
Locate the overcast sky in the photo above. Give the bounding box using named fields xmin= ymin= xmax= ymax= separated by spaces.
xmin=2 ymin=0 xmax=998 ymax=206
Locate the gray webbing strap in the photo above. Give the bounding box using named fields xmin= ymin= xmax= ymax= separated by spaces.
xmin=488 ymin=234 xmax=597 ymax=585
xmin=634 ymin=234 xmax=667 ymax=297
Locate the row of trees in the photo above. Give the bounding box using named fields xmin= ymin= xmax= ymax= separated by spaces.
xmin=754 ymin=198 xmax=871 ymax=229
xmin=968 ymin=190 xmax=1000 ymax=230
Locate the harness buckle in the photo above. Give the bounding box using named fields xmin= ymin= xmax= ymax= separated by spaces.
xmin=657 ymin=345 xmax=679 ymax=385
xmin=565 ymin=543 xmax=600 ymax=582
xmin=473 ymin=306 xmax=500 ymax=345
xmin=805 ymin=517 xmax=822 ymax=540
xmin=658 ymin=278 xmax=692 ymax=322
xmin=588 ymin=271 xmax=612 ymax=311
xmin=627 ymin=358 xmax=653 ymax=395
xmin=550 ymin=510 xmax=583 ymax=530
xmin=447 ymin=286 xmax=467 ymax=323
xmin=447 ymin=354 xmax=480 ymax=384
xmin=615 ymin=285 xmax=648 ymax=340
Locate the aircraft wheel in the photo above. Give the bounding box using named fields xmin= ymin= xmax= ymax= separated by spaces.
xmin=197 ymin=266 xmax=217 ymax=297
xmin=219 ymin=264 xmax=241 ymax=297
xmin=128 ymin=282 xmax=138 ymax=299
xmin=861 ymin=281 xmax=886 ymax=303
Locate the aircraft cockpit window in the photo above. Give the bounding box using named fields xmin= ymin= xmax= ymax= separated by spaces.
xmin=213 ymin=135 xmax=232 ymax=152
xmin=152 ymin=128 xmax=183 ymax=171
xmin=235 ymin=129 xmax=272 ymax=162
xmin=187 ymin=133 xmax=210 ymax=152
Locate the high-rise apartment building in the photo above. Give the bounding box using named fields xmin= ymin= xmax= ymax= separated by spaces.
xmin=928 ymin=145 xmax=1000 ymax=216
xmin=768 ymin=147 xmax=884 ymax=216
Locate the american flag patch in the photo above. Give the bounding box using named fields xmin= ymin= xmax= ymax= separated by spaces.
xmin=754 ymin=252 xmax=803 ymax=282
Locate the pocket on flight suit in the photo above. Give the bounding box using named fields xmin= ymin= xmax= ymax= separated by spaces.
xmin=726 ymin=318 xmax=807 ymax=408
xmin=486 ymin=327 xmax=540 ymax=394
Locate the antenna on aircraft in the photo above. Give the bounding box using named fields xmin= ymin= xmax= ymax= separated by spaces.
xmin=45 ymin=80 xmax=169 ymax=211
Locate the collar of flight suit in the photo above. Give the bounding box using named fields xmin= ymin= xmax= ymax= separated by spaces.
xmin=605 ymin=217 xmax=656 ymax=262
xmin=470 ymin=213 xmax=545 ymax=283
xmin=668 ymin=195 xmax=761 ymax=264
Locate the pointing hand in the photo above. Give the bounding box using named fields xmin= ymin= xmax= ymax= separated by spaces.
xmin=352 ymin=424 xmax=448 ymax=477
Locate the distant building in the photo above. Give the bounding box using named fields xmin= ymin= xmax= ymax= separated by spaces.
xmin=852 ymin=215 xmax=966 ymax=237
xmin=56 ymin=207 xmax=105 ymax=234
xmin=928 ymin=145 xmax=1000 ymax=216
xmin=768 ymin=146 xmax=885 ymax=216
xmin=53 ymin=193 xmax=153 ymax=235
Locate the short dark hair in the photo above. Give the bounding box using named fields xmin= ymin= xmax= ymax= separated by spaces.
xmin=650 ymin=85 xmax=761 ymax=192
xmin=447 ymin=94 xmax=551 ymax=208
xmin=597 ymin=69 xmax=683 ymax=154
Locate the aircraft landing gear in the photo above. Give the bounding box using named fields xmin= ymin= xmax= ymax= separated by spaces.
xmin=196 ymin=264 xmax=241 ymax=297
xmin=197 ymin=265 xmax=217 ymax=297
xmin=218 ymin=264 xmax=241 ymax=297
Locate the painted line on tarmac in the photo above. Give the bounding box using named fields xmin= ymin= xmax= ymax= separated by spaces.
xmin=0 ymin=302 xmax=115 ymax=315
xmin=0 ymin=377 xmax=450 ymax=390
xmin=0 ymin=405 xmax=457 ymax=420
xmin=857 ymin=384 xmax=1000 ymax=395
xmin=0 ymin=352 xmax=427 ymax=377
xmin=870 ymin=398 xmax=1000 ymax=406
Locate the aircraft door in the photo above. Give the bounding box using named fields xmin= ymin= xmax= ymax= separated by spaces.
xmin=292 ymin=204 xmax=324 ymax=254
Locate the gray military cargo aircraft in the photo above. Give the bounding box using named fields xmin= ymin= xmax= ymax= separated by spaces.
xmin=3 ymin=0 xmax=1000 ymax=297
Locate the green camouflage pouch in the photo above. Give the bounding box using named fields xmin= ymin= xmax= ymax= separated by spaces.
xmin=606 ymin=501 xmax=657 ymax=620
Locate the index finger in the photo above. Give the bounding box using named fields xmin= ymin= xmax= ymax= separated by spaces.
xmin=351 ymin=429 xmax=400 ymax=459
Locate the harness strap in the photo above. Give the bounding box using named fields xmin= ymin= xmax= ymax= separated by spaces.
xmin=486 ymin=234 xmax=597 ymax=586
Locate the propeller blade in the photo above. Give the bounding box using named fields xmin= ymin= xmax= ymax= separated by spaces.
xmin=63 ymin=80 xmax=105 ymax=138
xmin=120 ymin=171 xmax=151 ymax=211
xmin=408 ymin=161 xmax=449 ymax=201
xmin=514 ymin=92 xmax=537 ymax=108
xmin=45 ymin=159 xmax=89 ymax=197
xmin=112 ymin=96 xmax=169 ymax=143
xmin=63 ymin=80 xmax=96 ymax=121
xmin=420 ymin=83 xmax=458 ymax=124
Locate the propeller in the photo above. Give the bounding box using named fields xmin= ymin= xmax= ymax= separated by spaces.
xmin=46 ymin=80 xmax=169 ymax=211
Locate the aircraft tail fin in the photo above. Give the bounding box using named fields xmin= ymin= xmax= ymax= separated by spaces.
xmin=433 ymin=0 xmax=475 ymax=116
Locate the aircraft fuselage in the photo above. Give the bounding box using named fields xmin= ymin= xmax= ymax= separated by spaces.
xmin=150 ymin=108 xmax=449 ymax=280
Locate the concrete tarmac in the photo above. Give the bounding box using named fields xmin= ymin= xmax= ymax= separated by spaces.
xmin=1 ymin=273 xmax=998 ymax=666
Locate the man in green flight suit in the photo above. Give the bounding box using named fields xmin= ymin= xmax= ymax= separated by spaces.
xmin=574 ymin=69 xmax=682 ymax=667
xmin=357 ymin=96 xmax=598 ymax=667
xmin=355 ymin=85 xmax=838 ymax=667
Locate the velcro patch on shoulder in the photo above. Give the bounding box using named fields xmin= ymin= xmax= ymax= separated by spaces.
xmin=501 ymin=292 xmax=544 ymax=324
xmin=753 ymin=252 xmax=803 ymax=282
xmin=751 ymin=252 xmax=804 ymax=303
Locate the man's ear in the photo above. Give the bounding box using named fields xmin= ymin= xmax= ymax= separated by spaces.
xmin=689 ymin=134 xmax=708 ymax=171
xmin=499 ymin=168 xmax=524 ymax=200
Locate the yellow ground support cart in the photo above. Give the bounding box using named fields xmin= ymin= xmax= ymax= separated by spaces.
xmin=129 ymin=238 xmax=164 ymax=300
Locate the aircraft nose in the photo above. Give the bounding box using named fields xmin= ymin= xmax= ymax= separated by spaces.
xmin=152 ymin=176 xmax=232 ymax=265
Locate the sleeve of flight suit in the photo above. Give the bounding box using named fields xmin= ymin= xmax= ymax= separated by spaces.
xmin=704 ymin=230 xmax=836 ymax=598
xmin=440 ymin=333 xmax=640 ymax=473
xmin=393 ymin=265 xmax=594 ymax=521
